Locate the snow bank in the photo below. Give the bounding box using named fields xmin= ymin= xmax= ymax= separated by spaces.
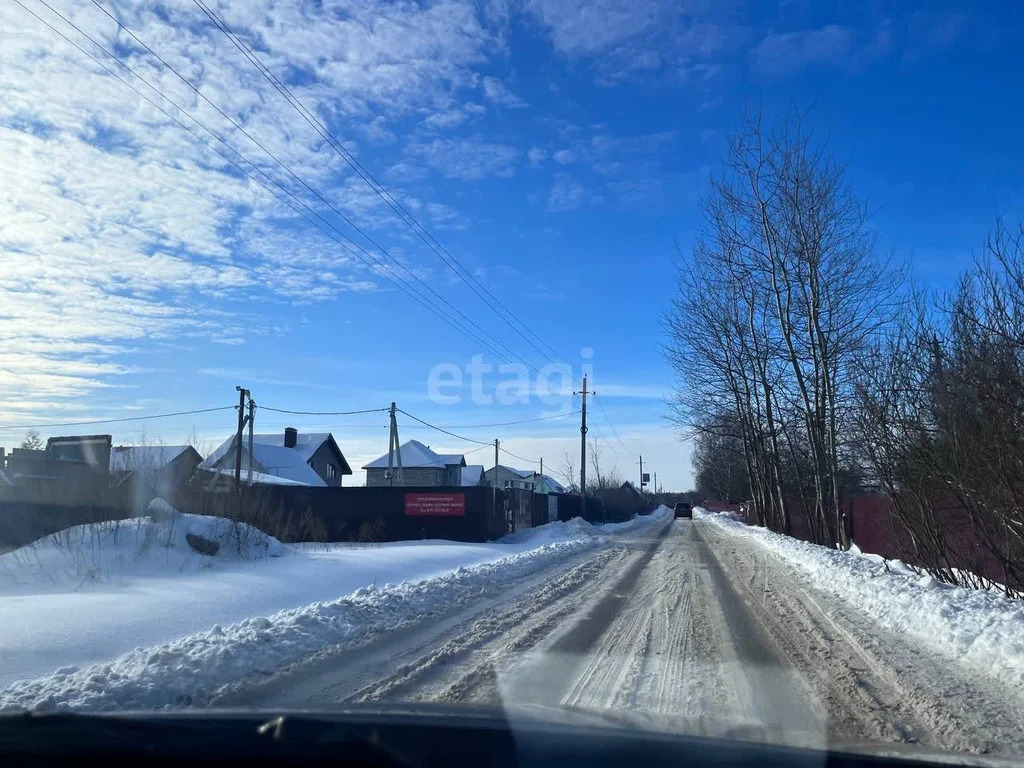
xmin=695 ymin=508 xmax=1024 ymax=691
xmin=0 ymin=509 xmax=666 ymax=712
xmin=502 ymin=504 xmax=671 ymax=546
xmin=0 ymin=501 xmax=284 ymax=592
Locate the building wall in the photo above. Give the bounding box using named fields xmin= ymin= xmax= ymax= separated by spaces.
xmin=308 ymin=442 xmax=345 ymax=487
xmin=365 ymin=466 xmax=446 ymax=487
xmin=482 ymin=466 xmax=535 ymax=490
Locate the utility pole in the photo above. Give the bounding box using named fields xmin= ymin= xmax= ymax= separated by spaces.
xmin=654 ymin=471 xmax=658 ymax=496
xmin=539 ymin=457 xmax=543 ymax=481
xmin=234 ymin=386 xmax=251 ymax=520
xmin=387 ymin=402 xmax=403 ymax=486
xmin=574 ymin=376 xmax=594 ymax=518
xmin=638 ymin=454 xmax=645 ymax=495
xmin=234 ymin=386 xmax=249 ymax=491
xmin=246 ymin=396 xmax=255 ymax=486
xmin=493 ymin=438 xmax=500 ymax=515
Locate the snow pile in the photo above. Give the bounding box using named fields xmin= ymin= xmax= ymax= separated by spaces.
xmin=696 ymin=508 xmax=1024 ymax=690
xmin=0 ymin=509 xmax=665 ymax=712
xmin=503 ymin=504 xmax=671 ymax=546
xmin=0 ymin=501 xmax=284 ymax=591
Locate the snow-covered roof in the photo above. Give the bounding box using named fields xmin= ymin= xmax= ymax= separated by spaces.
xmin=208 ymin=466 xmax=312 ymax=487
xmin=250 ymin=432 xmax=332 ymax=462
xmin=110 ymin=445 xmax=196 ymax=473
xmin=363 ymin=439 xmax=466 ymax=469
xmin=461 ymin=465 xmax=483 ymax=486
xmin=201 ymin=437 xmax=327 ymax=487
xmin=485 ymin=464 xmax=534 ymax=478
xmin=536 ymin=474 xmax=566 ymax=492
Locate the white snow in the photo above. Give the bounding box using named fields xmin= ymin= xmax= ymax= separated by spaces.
xmin=362 ymin=439 xmax=464 ymax=469
xmin=0 ymin=504 xmax=670 ymax=711
xmin=109 ymin=445 xmax=194 ymax=473
xmin=695 ymin=508 xmax=1024 ymax=691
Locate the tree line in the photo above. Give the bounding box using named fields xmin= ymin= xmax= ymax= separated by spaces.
xmin=665 ymin=112 xmax=1023 ymax=597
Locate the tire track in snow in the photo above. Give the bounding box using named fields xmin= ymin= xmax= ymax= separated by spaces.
xmin=700 ymin=521 xmax=1024 ymax=757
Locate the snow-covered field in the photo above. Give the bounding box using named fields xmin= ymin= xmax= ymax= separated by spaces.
xmin=695 ymin=508 xmax=1024 ymax=692
xmin=0 ymin=504 xmax=669 ymax=711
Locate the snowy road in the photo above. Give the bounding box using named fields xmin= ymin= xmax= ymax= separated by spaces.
xmin=225 ymin=519 xmax=1024 ymax=758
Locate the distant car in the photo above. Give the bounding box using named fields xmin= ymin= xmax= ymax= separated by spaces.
xmin=673 ymin=502 xmax=692 ymax=519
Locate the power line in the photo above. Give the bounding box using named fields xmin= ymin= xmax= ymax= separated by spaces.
xmin=192 ymin=0 xmax=567 ymax=370
xmin=52 ymin=0 xmax=576 ymax=402
xmin=258 ymin=406 xmax=389 ymax=417
xmin=0 ymin=406 xmax=234 ymax=431
xmin=499 ymin=445 xmax=541 ymax=466
xmin=395 ymin=409 xmax=492 ymax=447
xmin=591 ymin=393 xmax=630 ymax=456
xmin=20 ymin=0 xmax=524 ymax=370
xmin=435 ymin=410 xmax=580 ymax=429
xmin=88 ymin=0 xmax=537 ymax=374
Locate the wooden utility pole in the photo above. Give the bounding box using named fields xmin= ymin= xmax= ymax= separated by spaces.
xmin=387 ymin=401 xmax=403 ymax=486
xmin=234 ymin=386 xmax=248 ymax=491
xmin=246 ymin=397 xmax=255 ymax=486
xmin=493 ymin=438 xmax=499 ymax=512
xmin=638 ymin=454 xmax=645 ymax=494
xmin=574 ymin=376 xmax=594 ymax=518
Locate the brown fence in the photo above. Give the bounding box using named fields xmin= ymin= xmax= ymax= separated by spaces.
xmin=845 ymin=494 xmax=1019 ymax=590
xmin=1 ymin=482 xmax=644 ymax=551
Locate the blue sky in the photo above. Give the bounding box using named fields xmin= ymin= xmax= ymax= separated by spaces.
xmin=1 ymin=0 xmax=1021 ymax=489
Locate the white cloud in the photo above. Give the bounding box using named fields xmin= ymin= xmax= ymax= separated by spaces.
xmin=522 ymin=0 xmax=746 ymax=84
xmin=548 ymin=173 xmax=599 ymax=211
xmin=0 ymin=0 xmax=510 ymax=421
xmin=527 ymin=147 xmax=547 ymax=167
xmin=749 ymin=25 xmax=855 ymax=76
xmin=481 ymin=76 xmax=527 ymax=108
xmin=423 ymin=102 xmax=487 ymax=131
xmin=406 ymin=138 xmax=521 ymax=180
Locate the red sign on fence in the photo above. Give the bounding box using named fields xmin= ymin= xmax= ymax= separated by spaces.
xmin=404 ymin=492 xmax=466 ymax=517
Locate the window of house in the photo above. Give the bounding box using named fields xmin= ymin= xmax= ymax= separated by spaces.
xmin=326 ymin=463 xmax=337 ymax=480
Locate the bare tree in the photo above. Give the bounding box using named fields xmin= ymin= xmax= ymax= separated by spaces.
xmin=665 ymin=110 xmax=901 ymax=547
xmin=856 ymin=223 xmax=1024 ymax=596
xmin=20 ymin=429 xmax=43 ymax=450
xmin=557 ymin=449 xmax=578 ymax=494
xmin=586 ymin=437 xmax=622 ymax=493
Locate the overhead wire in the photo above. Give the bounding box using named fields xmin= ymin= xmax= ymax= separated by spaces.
xmin=192 ymin=0 xmax=565 ymax=369
xmin=191 ymin=0 xmax=552 ymax=373
xmin=498 ymin=445 xmax=541 ymax=467
xmin=434 ymin=410 xmax=580 ymax=429
xmin=257 ymin=406 xmax=389 ymax=417
xmin=19 ymin=0 xmax=524 ymax=370
xmin=591 ymin=393 xmax=630 ymax=456
xmin=22 ymin=1 xmax=632 ymax=450
xmin=395 ymin=409 xmax=493 ymax=447
xmin=0 ymin=406 xmax=234 ymax=431
xmin=89 ymin=0 xmax=538 ymax=374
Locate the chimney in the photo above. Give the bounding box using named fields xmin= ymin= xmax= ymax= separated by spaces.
xmin=284 ymin=427 xmax=298 ymax=449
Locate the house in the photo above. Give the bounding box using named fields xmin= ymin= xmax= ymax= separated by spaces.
xmin=483 ymin=464 xmax=536 ymax=491
xmin=620 ymin=480 xmax=644 ymax=499
xmin=200 ymin=427 xmax=352 ymax=488
xmin=2 ymin=435 xmax=113 ymax=504
xmin=363 ymin=440 xmax=466 ymax=486
xmin=481 ymin=465 xmax=567 ymax=494
xmin=461 ymin=464 xmax=484 ymax=487
xmin=109 ymin=445 xmax=203 ymax=505
xmin=534 ymin=473 xmax=567 ymax=494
